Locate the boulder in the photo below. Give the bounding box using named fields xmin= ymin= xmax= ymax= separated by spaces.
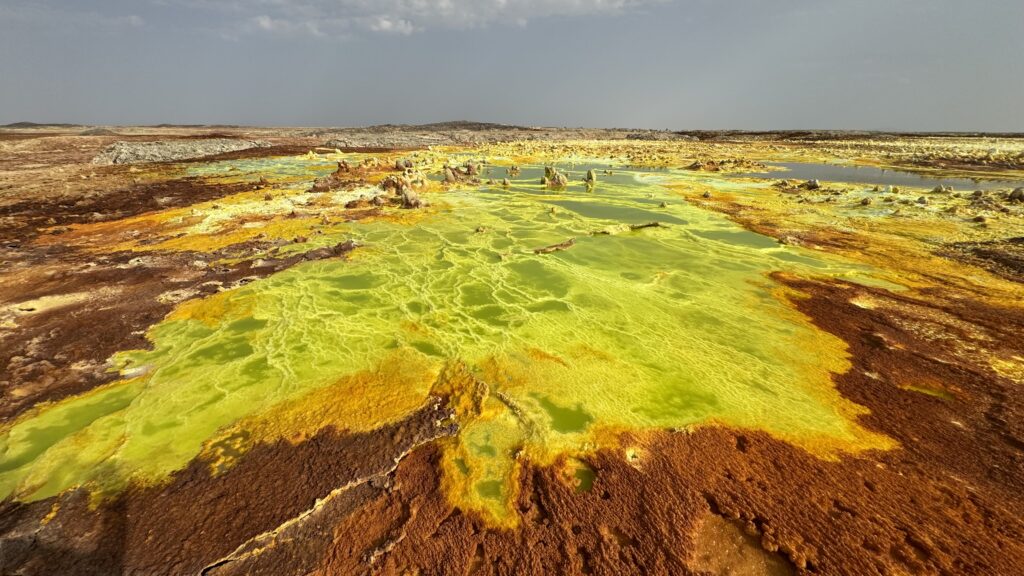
xmin=401 ymin=189 xmax=424 ymax=209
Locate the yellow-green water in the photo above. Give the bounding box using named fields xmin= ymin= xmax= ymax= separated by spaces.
xmin=0 ymin=159 xmax=892 ymax=522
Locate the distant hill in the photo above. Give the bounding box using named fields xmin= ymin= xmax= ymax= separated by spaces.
xmin=1 ymin=122 xmax=81 ymax=129
xmin=147 ymin=124 xmax=244 ymax=129
xmin=363 ymin=121 xmax=537 ymax=132
xmin=79 ymin=128 xmax=119 ymax=136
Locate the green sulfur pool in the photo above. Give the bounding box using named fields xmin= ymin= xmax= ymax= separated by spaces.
xmin=0 ymin=158 xmax=893 ymax=523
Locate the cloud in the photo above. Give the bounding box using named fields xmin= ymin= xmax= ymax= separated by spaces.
xmin=247 ymin=13 xmax=324 ymax=36
xmin=193 ymin=0 xmax=669 ymax=38
xmin=369 ymin=16 xmax=417 ymax=36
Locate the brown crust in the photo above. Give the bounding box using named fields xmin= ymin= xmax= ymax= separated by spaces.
xmin=0 ymin=176 xmax=256 ymax=243
xmin=941 ymin=236 xmax=1024 ymax=283
xmin=0 ymin=399 xmax=455 ymax=575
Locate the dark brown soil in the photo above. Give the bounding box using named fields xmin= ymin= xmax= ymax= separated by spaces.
xmin=942 ymin=237 xmax=1024 ymax=283
xmin=0 ymin=176 xmax=258 ymax=243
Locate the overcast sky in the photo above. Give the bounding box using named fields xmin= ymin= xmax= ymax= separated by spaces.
xmin=1 ymin=0 xmax=1021 ymax=130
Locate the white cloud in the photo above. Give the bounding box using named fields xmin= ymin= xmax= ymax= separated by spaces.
xmin=193 ymin=0 xmax=669 ymax=38
xmin=369 ymin=16 xmax=417 ymax=36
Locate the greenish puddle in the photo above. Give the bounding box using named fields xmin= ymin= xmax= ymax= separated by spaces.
xmin=572 ymin=460 xmax=596 ymax=493
xmin=738 ymin=162 xmax=1024 ymax=191
xmin=0 ymin=159 xmax=892 ymax=522
xmin=536 ymin=395 xmax=593 ymax=434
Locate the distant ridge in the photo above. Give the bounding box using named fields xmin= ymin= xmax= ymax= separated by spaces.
xmin=1 ymin=122 xmax=80 ymax=129
xmin=147 ymin=124 xmax=244 ymax=129
xmin=362 ymin=121 xmax=538 ymax=132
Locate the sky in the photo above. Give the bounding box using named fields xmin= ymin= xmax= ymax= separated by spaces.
xmin=1 ymin=0 xmax=1022 ymax=131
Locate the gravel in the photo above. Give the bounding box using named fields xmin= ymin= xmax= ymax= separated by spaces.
xmin=92 ymin=139 xmax=270 ymax=165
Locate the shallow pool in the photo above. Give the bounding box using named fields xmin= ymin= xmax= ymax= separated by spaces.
xmin=739 ymin=162 xmax=1023 ymax=190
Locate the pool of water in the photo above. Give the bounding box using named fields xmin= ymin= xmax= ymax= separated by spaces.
xmin=0 ymin=157 xmax=892 ymax=524
xmin=738 ymin=162 xmax=1023 ymax=191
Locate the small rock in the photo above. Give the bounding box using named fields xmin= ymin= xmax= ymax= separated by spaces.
xmin=544 ymin=166 xmax=568 ymax=188
xmin=861 ymin=197 xmax=872 ymax=206
xmin=400 ymin=190 xmax=424 ymax=209
xmin=702 ymin=191 xmax=712 ymax=199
